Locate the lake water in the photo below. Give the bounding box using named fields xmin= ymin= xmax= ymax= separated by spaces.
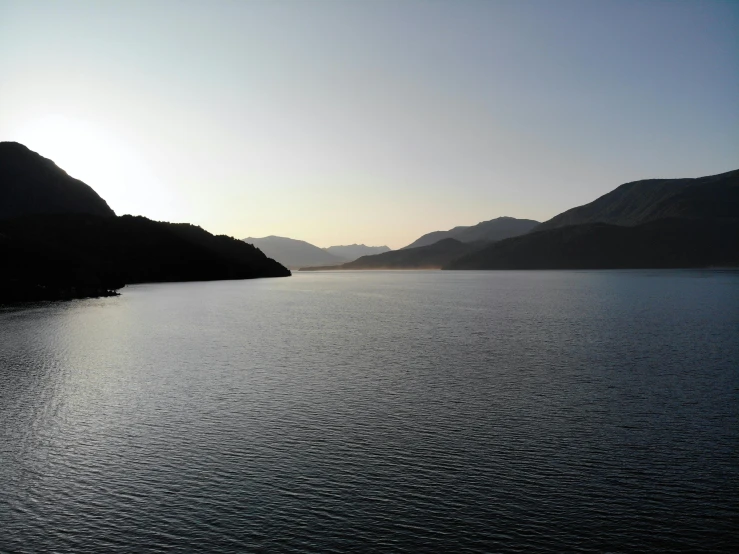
xmin=1 ymin=270 xmax=738 ymax=553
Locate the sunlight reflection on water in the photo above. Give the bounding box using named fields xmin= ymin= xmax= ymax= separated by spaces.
xmin=1 ymin=270 xmax=738 ymax=553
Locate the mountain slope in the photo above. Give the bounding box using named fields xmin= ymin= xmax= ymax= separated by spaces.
xmin=1 ymin=215 xmax=290 ymax=302
xmin=445 ymin=218 xmax=739 ymax=270
xmin=0 ymin=142 xmax=290 ymax=302
xmin=536 ymin=169 xmax=739 ymax=231
xmin=454 ymin=217 xmax=541 ymax=242
xmin=324 ymin=244 xmax=391 ymax=261
xmin=403 ymin=226 xmax=469 ymax=249
xmin=301 ymin=239 xmax=484 ymax=270
xmin=403 ymin=217 xmax=539 ymax=249
xmin=0 ymin=141 xmax=115 ymax=219
xmin=447 ymin=168 xmax=739 ymax=270
xmin=243 ymin=236 xmax=344 ymax=268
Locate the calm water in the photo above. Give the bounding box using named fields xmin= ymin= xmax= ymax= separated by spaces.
xmin=1 ymin=270 xmax=738 ymax=553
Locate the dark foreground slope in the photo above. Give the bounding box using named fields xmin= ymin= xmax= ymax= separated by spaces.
xmin=0 ymin=215 xmax=290 ymax=303
xmin=1 ymin=142 xmax=289 ymax=303
xmin=403 ymin=217 xmax=539 ymax=249
xmin=301 ymin=238 xmax=484 ymax=270
xmin=536 ymin=169 xmax=739 ymax=231
xmin=446 ymin=218 xmax=739 ymax=270
xmin=0 ymin=142 xmax=116 ymax=219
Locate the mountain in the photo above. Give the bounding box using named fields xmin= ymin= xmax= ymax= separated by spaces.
xmin=446 ymin=169 xmax=739 ymax=270
xmin=402 ymin=226 xmax=469 ymax=249
xmin=1 ymin=215 xmax=290 ymax=303
xmin=243 ymin=236 xmax=345 ymax=269
xmin=1 ymin=143 xmax=289 ymax=303
xmin=300 ymin=217 xmax=539 ymax=270
xmin=536 ymin=169 xmax=739 ymax=231
xmin=301 ymin=239 xmax=484 ymax=271
xmin=0 ymin=141 xmax=115 ymax=219
xmin=403 ymin=217 xmax=539 ymax=249
xmin=324 ymin=244 xmax=391 ymax=260
xmin=445 ymin=218 xmax=739 ymax=270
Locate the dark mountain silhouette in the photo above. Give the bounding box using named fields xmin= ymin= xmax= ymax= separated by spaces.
xmin=1 ymin=142 xmax=289 ymax=303
xmin=301 ymin=238 xmax=483 ymax=271
xmin=447 ymin=169 xmax=739 ymax=270
xmin=403 ymin=217 xmax=539 ymax=249
xmin=243 ymin=236 xmax=345 ymax=269
xmin=0 ymin=141 xmax=115 ymax=219
xmin=536 ymin=169 xmax=739 ymax=231
xmin=1 ymin=215 xmax=290 ymax=303
xmin=403 ymin=226 xmax=470 ymax=249
xmin=445 ymin=218 xmax=739 ymax=270
xmin=302 ymin=217 xmax=539 ymax=270
xmin=324 ymin=244 xmax=391 ymax=260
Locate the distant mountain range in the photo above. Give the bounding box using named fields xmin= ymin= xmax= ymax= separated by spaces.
xmin=301 ymin=239 xmax=483 ymax=271
xmin=301 ymin=169 xmax=738 ymax=271
xmin=243 ymin=236 xmax=344 ymax=269
xmin=447 ymin=218 xmax=739 ymax=269
xmin=535 ymin=170 xmax=738 ymax=231
xmin=303 ymin=216 xmax=540 ymax=270
xmin=447 ymin=169 xmax=739 ymax=270
xmin=403 ymin=217 xmax=540 ymax=249
xmin=324 ymin=244 xmax=391 ymax=260
xmin=243 ymin=236 xmax=391 ymax=269
xmin=4 ymin=141 xmax=735 ymax=297
xmin=0 ymin=142 xmax=289 ymax=303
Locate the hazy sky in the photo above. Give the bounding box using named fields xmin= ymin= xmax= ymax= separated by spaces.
xmin=1 ymin=0 xmax=737 ymax=248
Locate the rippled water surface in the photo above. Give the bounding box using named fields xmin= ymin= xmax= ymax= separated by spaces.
xmin=1 ymin=270 xmax=738 ymax=553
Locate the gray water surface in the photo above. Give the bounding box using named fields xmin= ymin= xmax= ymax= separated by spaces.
xmin=1 ymin=270 xmax=738 ymax=553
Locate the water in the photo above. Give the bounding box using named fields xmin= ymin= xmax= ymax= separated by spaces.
xmin=1 ymin=270 xmax=737 ymax=553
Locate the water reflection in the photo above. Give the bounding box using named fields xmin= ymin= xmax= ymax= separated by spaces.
xmin=1 ymin=271 xmax=738 ymax=553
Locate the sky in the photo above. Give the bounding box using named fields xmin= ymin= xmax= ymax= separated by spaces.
xmin=1 ymin=0 xmax=737 ymax=249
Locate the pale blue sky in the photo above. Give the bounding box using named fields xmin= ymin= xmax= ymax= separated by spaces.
xmin=1 ymin=0 xmax=737 ymax=248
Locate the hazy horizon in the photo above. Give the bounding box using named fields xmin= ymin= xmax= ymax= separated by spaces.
xmin=2 ymin=0 xmax=737 ymax=249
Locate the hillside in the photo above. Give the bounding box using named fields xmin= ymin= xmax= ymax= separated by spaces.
xmin=301 ymin=239 xmax=484 ymax=271
xmin=243 ymin=235 xmax=345 ymax=268
xmin=403 ymin=217 xmax=539 ymax=249
xmin=0 ymin=215 xmax=290 ymax=303
xmin=402 ymin=225 xmax=469 ymax=249
xmin=447 ymin=168 xmax=739 ymax=270
xmin=0 ymin=141 xmax=115 ymax=219
xmin=536 ymin=169 xmax=739 ymax=231
xmin=0 ymin=143 xmax=290 ymax=302
xmin=324 ymin=244 xmax=391 ymax=260
xmin=445 ymin=218 xmax=739 ymax=270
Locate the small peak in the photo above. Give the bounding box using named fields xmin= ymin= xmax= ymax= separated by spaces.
xmin=0 ymin=141 xmax=32 ymax=151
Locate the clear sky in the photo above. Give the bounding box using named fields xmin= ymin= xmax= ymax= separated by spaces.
xmin=1 ymin=0 xmax=737 ymax=249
